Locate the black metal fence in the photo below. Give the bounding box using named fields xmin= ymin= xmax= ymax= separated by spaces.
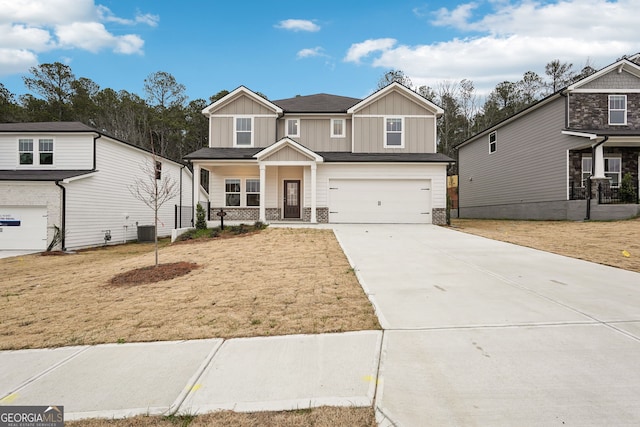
xmin=174 ymin=205 xmax=193 ymax=229
xmin=569 ymin=181 xmax=588 ymax=200
xmin=569 ymin=180 xmax=639 ymax=204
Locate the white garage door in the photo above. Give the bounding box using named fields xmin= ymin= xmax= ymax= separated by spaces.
xmin=0 ymin=206 xmax=48 ymax=250
xmin=328 ymin=179 xmax=432 ymax=223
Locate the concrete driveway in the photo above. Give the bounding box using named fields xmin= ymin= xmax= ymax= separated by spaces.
xmin=333 ymin=224 xmax=640 ymax=427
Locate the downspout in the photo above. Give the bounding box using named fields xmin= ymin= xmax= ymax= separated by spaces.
xmin=179 ymin=163 xmax=186 ymax=227
xmin=189 ymin=160 xmax=194 ymax=226
xmin=55 ymin=180 xmax=66 ymax=251
xmin=586 ymin=136 xmax=608 ymax=220
xmin=93 ymin=133 xmax=101 ymax=170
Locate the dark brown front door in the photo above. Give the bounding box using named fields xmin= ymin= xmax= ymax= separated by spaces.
xmin=284 ymin=180 xmax=300 ymax=218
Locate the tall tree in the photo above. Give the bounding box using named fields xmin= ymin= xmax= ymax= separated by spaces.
xmin=0 ymin=84 xmax=21 ymax=122
xmin=23 ymin=62 xmax=76 ymax=121
xmin=545 ymin=59 xmax=575 ymax=93
xmin=377 ymin=69 xmax=413 ymax=89
xmin=71 ymin=77 xmax=100 ymax=125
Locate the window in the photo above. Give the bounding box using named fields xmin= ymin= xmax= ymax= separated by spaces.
xmin=225 ymin=179 xmax=241 ymax=206
xmin=385 ymin=117 xmax=403 ymax=147
xmin=38 ymin=139 xmax=53 ymax=165
xmin=285 ymin=119 xmax=299 ymax=137
xmin=609 ymin=95 xmax=627 ymax=125
xmin=331 ymin=119 xmax=345 ymax=138
xmin=246 ymin=179 xmax=260 ymax=206
xmin=581 ymin=157 xmax=592 ymax=186
xmin=19 ymin=139 xmax=33 ymax=165
xmin=605 ymin=157 xmax=621 ymax=187
xmin=489 ymin=132 xmax=497 ymax=153
xmin=155 ymin=161 xmax=162 ymax=180
xmin=235 ymin=117 xmax=252 ymax=146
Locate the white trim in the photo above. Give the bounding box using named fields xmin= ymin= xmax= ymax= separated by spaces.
xmin=353 ymin=114 xmax=436 ymax=118
xmin=608 ymin=94 xmax=627 ymax=125
xmin=570 ymin=88 xmax=640 ymax=93
xmin=567 ymin=59 xmax=640 ymax=90
xmin=202 ymin=86 xmax=283 ymax=116
xmin=233 ymin=116 xmax=254 ymax=147
xmin=224 ymin=177 xmax=242 ymax=207
xmin=347 ymin=82 xmax=444 ymax=115
xmin=254 ymin=137 xmax=323 ymax=162
xmin=16 ymin=136 xmax=56 ymax=168
xmin=489 ymin=131 xmax=497 ymax=154
xmin=214 ymin=114 xmax=278 ymax=118
xmin=383 ymin=116 xmax=404 ymax=148
xmin=258 ymin=160 xmax=318 ymax=167
xmin=285 ymin=118 xmax=300 ymax=138
xmin=561 ymin=130 xmax=600 ymax=140
xmin=330 ymin=118 xmax=346 ymax=138
xmin=62 ymin=171 xmax=99 ymax=183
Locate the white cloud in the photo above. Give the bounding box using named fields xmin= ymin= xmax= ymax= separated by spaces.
xmin=344 ymin=38 xmax=397 ymax=64
xmin=297 ymin=47 xmax=326 ymax=59
xmin=347 ymin=0 xmax=640 ymax=95
xmin=0 ymin=0 xmax=153 ymax=75
xmin=275 ymin=19 xmax=320 ymax=32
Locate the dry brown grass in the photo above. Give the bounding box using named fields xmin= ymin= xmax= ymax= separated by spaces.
xmin=67 ymin=406 xmax=377 ymax=427
xmin=0 ymin=228 xmax=380 ymax=350
xmin=451 ymin=217 xmax=640 ymax=273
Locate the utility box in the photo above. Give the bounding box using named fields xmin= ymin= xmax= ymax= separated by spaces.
xmin=137 ymin=225 xmax=156 ymax=242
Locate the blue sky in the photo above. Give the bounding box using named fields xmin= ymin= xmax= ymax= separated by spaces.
xmin=1 ymin=0 xmax=639 ymax=104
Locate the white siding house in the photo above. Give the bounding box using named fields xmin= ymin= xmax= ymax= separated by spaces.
xmin=0 ymin=122 xmax=204 ymax=251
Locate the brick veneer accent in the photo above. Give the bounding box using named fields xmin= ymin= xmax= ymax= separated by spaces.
xmin=210 ymin=207 xmax=259 ymax=221
xmin=265 ymin=208 xmax=280 ymax=221
xmin=432 ymin=208 xmax=447 ymax=225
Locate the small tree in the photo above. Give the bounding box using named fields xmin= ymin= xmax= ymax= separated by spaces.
xmin=195 ymin=203 xmax=207 ymax=229
xmin=129 ymin=152 xmax=179 ymax=266
xmin=619 ymin=172 xmax=637 ymax=203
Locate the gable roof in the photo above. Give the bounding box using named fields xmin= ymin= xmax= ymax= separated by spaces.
xmin=254 ymin=137 xmax=323 ymax=162
xmin=272 ymin=94 xmax=361 ymax=113
xmin=0 ymin=122 xmax=97 ymax=133
xmin=567 ymin=58 xmax=640 ymax=90
xmin=347 ymin=82 xmax=444 ymax=116
xmin=0 ymin=169 xmax=94 ymax=181
xmin=202 ymin=86 xmax=283 ymax=116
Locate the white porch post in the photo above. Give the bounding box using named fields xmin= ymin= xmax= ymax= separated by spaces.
xmin=259 ymin=163 xmax=266 ymax=222
xmin=593 ymin=143 xmax=606 ymax=178
xmin=310 ymin=163 xmax=317 ymax=223
xmin=192 ymin=163 xmax=201 ymax=227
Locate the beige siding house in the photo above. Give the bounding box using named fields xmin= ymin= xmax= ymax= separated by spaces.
xmin=457 ymin=55 xmax=640 ymax=220
xmin=185 ymin=83 xmax=453 ymax=224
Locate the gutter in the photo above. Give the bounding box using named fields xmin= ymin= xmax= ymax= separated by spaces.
xmin=93 ymin=133 xmax=101 ymax=170
xmin=54 ymin=180 xmax=67 ymax=251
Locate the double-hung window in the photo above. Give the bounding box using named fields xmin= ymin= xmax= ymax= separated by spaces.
xmin=609 ymin=95 xmax=627 ymax=125
xmin=385 ymin=117 xmax=403 ymax=147
xmin=246 ymin=179 xmax=260 ymax=206
xmin=235 ymin=117 xmax=253 ymax=146
xmin=331 ymin=119 xmax=345 ymax=138
xmin=39 ymin=139 xmax=54 ymax=165
xmin=19 ymin=139 xmax=34 ymax=165
xmin=581 ymin=157 xmax=592 ymax=186
xmin=604 ymin=158 xmax=621 ymax=187
xmin=225 ymin=179 xmax=241 ymax=206
xmin=285 ymin=119 xmax=299 ymax=138
xmin=489 ymin=132 xmax=497 ymax=153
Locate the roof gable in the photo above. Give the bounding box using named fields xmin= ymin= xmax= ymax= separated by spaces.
xmin=347 ymin=82 xmax=444 ymax=116
xmin=254 ymin=138 xmax=323 ymax=162
xmin=202 ymin=86 xmax=282 ymax=116
xmin=568 ymin=59 xmax=640 ymax=91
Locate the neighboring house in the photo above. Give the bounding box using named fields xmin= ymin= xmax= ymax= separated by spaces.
xmin=0 ymin=122 xmax=202 ymax=251
xmin=184 ymin=82 xmax=453 ymax=225
xmin=456 ymin=54 xmax=640 ymax=220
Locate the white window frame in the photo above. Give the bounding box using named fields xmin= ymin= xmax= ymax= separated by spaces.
xmin=604 ymin=157 xmax=622 ymax=187
xmin=246 ymin=178 xmax=260 ymax=206
xmin=234 ymin=116 xmax=253 ymax=147
xmin=39 ymin=138 xmax=54 ymax=165
xmin=224 ymin=178 xmax=241 ymax=207
xmin=384 ymin=117 xmax=404 ymax=148
xmin=18 ymin=138 xmax=34 ymax=165
xmin=489 ymin=131 xmax=497 ymax=154
xmin=330 ymin=118 xmax=346 ymax=138
xmin=285 ymin=118 xmax=300 ymax=138
xmin=609 ymin=95 xmax=627 ymax=125
xmin=581 ymin=156 xmax=592 ymax=187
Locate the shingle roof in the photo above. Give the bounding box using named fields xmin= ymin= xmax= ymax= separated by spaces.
xmin=272 ymin=94 xmax=361 ymax=113
xmin=0 ymin=122 xmax=96 ymax=132
xmin=183 ymin=147 xmax=261 ymax=160
xmin=0 ymin=170 xmax=94 ymax=181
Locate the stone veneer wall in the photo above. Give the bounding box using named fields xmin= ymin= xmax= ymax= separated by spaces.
xmin=569 ymin=93 xmax=640 ymax=130
xmin=432 ymin=208 xmax=447 ymax=225
xmin=302 ymin=207 xmax=329 ymax=223
xmin=569 ymin=148 xmax=639 ymax=189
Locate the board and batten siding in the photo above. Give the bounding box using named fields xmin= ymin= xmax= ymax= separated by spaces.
xmin=215 ymin=94 xmax=275 ymax=116
xmin=276 ymin=118 xmax=352 ymax=152
xmin=64 ymin=137 xmax=194 ymax=249
xmin=262 ymin=146 xmax=312 ymax=162
xmin=0 ymin=133 xmax=93 ymax=169
xmin=356 ymin=91 xmax=431 ymax=116
xmin=458 ymin=97 xmax=588 ymax=209
xmin=311 ymin=163 xmax=447 ymax=209
xmin=352 ymin=116 xmax=436 ymax=153
xmin=209 ymin=117 xmax=275 ymax=148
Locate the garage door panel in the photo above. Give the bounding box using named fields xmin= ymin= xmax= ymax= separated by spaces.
xmin=329 ymin=179 xmax=431 ymax=224
xmin=0 ymin=206 xmax=48 ymax=250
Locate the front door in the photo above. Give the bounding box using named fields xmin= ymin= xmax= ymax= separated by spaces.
xmin=284 ymin=180 xmax=301 ymax=218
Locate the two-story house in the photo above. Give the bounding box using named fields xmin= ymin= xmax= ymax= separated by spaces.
xmin=184 ymin=82 xmax=452 ymax=225
xmin=0 ymin=122 xmax=201 ymax=251
xmin=457 ymin=54 xmax=640 ymax=220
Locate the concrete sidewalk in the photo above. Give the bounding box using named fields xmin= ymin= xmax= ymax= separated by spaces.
xmin=0 ymin=331 xmax=382 ymax=421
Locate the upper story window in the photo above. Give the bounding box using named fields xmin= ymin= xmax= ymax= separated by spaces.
xmin=331 ymin=119 xmax=345 ymax=138
xmin=235 ymin=117 xmax=253 ymax=146
xmin=19 ymin=139 xmax=34 ymax=165
xmin=609 ymin=95 xmax=627 ymax=125
xmin=285 ymin=119 xmax=299 ymax=138
xmin=489 ymin=131 xmax=497 ymax=153
xmin=18 ymin=138 xmax=54 ymax=166
xmin=385 ymin=117 xmax=403 ymax=148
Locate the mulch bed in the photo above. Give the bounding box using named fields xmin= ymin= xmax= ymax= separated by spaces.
xmin=109 ymin=262 xmax=200 ymax=285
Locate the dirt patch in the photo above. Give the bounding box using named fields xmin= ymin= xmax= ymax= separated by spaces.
xmin=109 ymin=262 xmax=200 ymax=285
xmin=451 ymin=217 xmax=640 ymax=273
xmin=0 ymin=228 xmax=380 ymax=350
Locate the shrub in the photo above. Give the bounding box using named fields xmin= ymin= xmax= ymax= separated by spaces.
xmin=619 ymin=172 xmax=637 ymax=204
xmin=254 ymin=221 xmax=268 ymax=230
xmin=195 ymin=204 xmax=207 ymax=229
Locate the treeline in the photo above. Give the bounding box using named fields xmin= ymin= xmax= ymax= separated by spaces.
xmin=0 ymin=62 xmax=231 ymax=161
xmin=378 ymin=59 xmax=598 ymax=164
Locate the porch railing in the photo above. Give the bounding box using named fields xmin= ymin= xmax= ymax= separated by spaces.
xmin=569 ymin=181 xmax=588 ymax=200
xmin=569 ymin=180 xmax=639 ymax=204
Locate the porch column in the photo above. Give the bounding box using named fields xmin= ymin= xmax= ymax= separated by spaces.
xmin=259 ymin=164 xmax=266 ymax=222
xmin=192 ymin=163 xmax=201 ymax=227
xmin=310 ymin=163 xmax=317 ymax=223
xmin=593 ymin=143 xmax=606 ymax=178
